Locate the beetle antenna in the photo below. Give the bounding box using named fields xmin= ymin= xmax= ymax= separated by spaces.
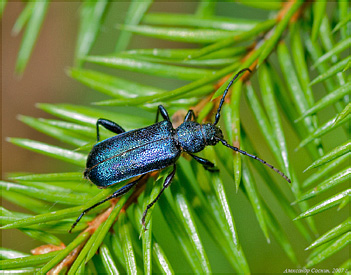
xmin=219 ymin=138 xmax=291 ymax=183
xmin=213 ymin=68 xmax=252 ymax=126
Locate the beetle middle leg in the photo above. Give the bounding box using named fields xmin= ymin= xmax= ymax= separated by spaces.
xmin=141 ymin=164 xmax=176 ymax=229
xmin=96 ymin=118 xmax=126 ymax=141
xmin=155 ymin=105 xmax=171 ymax=122
xmin=188 ymin=153 xmax=219 ymax=172
xmin=69 ymin=176 xmax=143 ymax=233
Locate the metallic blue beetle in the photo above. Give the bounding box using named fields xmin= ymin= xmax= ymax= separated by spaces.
xmin=70 ymin=68 xmax=291 ymax=232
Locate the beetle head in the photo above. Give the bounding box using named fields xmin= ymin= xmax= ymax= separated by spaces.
xmin=202 ymin=123 xmax=223 ymax=146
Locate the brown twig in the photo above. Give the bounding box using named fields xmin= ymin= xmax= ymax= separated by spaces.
xmin=48 ymin=241 xmax=87 ymax=274
xmin=31 ymin=243 xmax=65 ymax=255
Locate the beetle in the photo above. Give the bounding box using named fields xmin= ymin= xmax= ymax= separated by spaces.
xmin=69 ymin=68 xmax=291 ymax=232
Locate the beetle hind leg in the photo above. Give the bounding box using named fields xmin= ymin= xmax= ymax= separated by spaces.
xmin=141 ymin=165 xmax=176 ymax=230
xmin=69 ymin=176 xmax=143 ymax=233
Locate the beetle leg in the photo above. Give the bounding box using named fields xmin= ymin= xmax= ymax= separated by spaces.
xmin=155 ymin=105 xmax=171 ymax=122
xmin=141 ymin=165 xmax=176 ymax=229
xmin=69 ymin=176 xmax=143 ymax=233
xmin=188 ymin=153 xmax=219 ymax=172
xmin=184 ymin=110 xmax=196 ymax=122
xmin=96 ymin=118 xmax=125 ymax=141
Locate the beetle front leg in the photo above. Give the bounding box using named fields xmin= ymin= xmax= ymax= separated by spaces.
xmin=184 ymin=110 xmax=196 ymax=122
xmin=141 ymin=165 xmax=176 ymax=229
xmin=155 ymin=105 xmax=171 ymax=123
xmin=96 ymin=118 xmax=126 ymax=142
xmin=188 ymin=153 xmax=219 ymax=172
